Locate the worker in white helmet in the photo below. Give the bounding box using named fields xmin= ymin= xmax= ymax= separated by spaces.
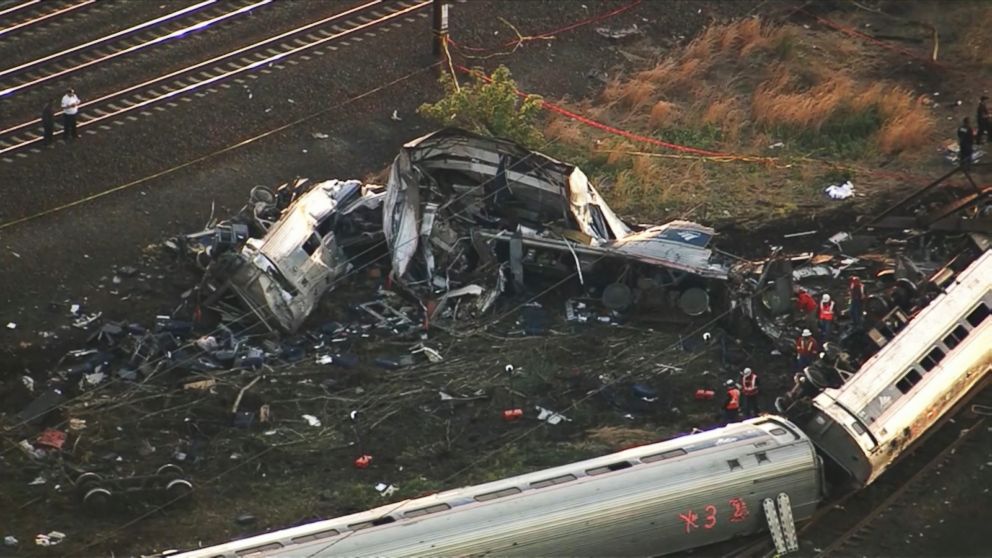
xmin=795 ymin=328 xmax=819 ymax=371
xmin=818 ymin=293 xmax=835 ymax=339
xmin=740 ymin=367 xmax=759 ymax=418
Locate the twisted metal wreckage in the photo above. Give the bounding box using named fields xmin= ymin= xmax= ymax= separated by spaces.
xmin=176 ymin=129 xmax=734 ymax=332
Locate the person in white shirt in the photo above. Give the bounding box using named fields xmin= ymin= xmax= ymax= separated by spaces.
xmin=60 ymin=88 xmax=80 ymax=140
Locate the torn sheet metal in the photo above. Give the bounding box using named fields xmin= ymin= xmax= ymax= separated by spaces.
xmin=383 ymin=129 xmax=730 ymax=294
xmin=182 ymin=179 xmax=385 ymax=332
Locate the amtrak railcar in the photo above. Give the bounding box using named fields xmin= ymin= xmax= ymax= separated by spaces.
xmin=802 ymin=250 xmax=992 ymax=487
xmin=174 ymin=417 xmax=822 ymax=558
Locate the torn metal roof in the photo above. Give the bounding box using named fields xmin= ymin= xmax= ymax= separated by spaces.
xmin=383 ymin=129 xmax=729 ymax=289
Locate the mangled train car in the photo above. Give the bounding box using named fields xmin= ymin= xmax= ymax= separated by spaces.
xmin=383 ymin=129 xmax=730 ymax=317
xmin=176 ymin=179 xmax=385 ymax=332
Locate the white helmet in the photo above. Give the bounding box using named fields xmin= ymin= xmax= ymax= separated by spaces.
xmin=741 ymin=367 xmax=753 ymax=376
xmin=725 ymin=379 xmax=736 ymax=387
xmin=821 ymin=293 xmax=831 ymax=303
xmin=802 ymin=328 xmax=812 ymax=337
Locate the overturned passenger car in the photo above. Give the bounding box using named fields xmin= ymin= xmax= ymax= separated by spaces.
xmin=176 ymin=179 xmax=384 ymax=332
xmin=384 ymin=129 xmax=730 ymax=314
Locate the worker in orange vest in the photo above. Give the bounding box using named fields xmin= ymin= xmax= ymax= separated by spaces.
xmin=722 ymin=379 xmax=741 ymax=424
xmin=818 ymin=293 xmax=835 ymax=339
xmin=795 ymin=328 xmax=819 ymax=371
xmin=740 ymin=368 xmax=759 ymax=418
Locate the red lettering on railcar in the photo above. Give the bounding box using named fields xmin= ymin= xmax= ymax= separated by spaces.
xmin=704 ymin=504 xmax=718 ymax=529
xmin=678 ymin=509 xmax=699 ymax=533
xmin=729 ymin=497 xmax=750 ymax=522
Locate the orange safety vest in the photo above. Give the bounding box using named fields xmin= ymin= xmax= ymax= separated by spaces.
xmin=725 ymin=387 xmax=741 ymax=410
xmin=795 ymin=337 xmax=817 ymax=355
xmin=819 ymin=300 xmax=835 ymax=321
xmin=742 ymin=374 xmax=758 ymax=395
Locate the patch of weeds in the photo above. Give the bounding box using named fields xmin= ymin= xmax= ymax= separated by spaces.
xmin=788 ymin=105 xmax=882 ymax=158
xmin=773 ymin=32 xmax=797 ymax=60
xmin=657 ymin=125 xmax=724 ymax=150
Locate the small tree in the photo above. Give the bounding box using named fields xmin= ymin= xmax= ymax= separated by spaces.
xmin=418 ymin=65 xmax=544 ymax=147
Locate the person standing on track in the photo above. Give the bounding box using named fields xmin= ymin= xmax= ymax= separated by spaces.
xmin=41 ymin=99 xmax=55 ymax=146
xmin=61 ymin=88 xmax=80 ymax=141
xmin=958 ymin=117 xmax=974 ymax=169
xmin=977 ymin=96 xmax=990 ymax=145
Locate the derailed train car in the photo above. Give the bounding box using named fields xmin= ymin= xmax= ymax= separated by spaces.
xmin=171 ymin=417 xmax=822 ymax=557
xmin=798 ymin=249 xmax=992 ymax=487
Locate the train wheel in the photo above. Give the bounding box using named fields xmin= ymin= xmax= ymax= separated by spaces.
xmin=76 ymin=472 xmax=103 ymax=490
xmin=156 ymin=464 xmax=184 ymax=478
xmin=165 ymin=479 xmax=193 ymax=499
xmin=83 ymin=487 xmax=113 ymax=510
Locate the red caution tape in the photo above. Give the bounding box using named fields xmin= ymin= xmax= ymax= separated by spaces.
xmin=453 ymin=65 xmax=732 ymax=158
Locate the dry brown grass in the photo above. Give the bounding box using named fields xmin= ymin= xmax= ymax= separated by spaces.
xmin=544 ymin=16 xmax=945 ymax=227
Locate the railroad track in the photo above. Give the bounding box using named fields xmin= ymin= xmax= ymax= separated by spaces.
xmin=0 ymin=0 xmax=272 ymax=99
xmin=811 ymin=414 xmax=987 ymax=557
xmin=0 ymin=0 xmax=430 ymax=161
xmin=0 ymin=0 xmax=99 ymax=39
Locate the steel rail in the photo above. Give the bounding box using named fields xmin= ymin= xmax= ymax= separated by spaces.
xmin=0 ymin=0 xmax=216 ymax=81
xmin=813 ymin=416 xmax=987 ymax=557
xmin=0 ymin=0 xmax=97 ymax=39
xmin=0 ymin=0 xmax=271 ymax=98
xmin=0 ymin=0 xmax=430 ymax=156
xmin=0 ymin=0 xmax=40 ymax=19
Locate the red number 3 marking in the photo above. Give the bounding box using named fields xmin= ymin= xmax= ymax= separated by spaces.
xmin=704 ymin=504 xmax=717 ymax=529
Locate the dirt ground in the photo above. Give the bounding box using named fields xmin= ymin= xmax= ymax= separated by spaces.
xmin=0 ymin=1 xmax=989 ymax=556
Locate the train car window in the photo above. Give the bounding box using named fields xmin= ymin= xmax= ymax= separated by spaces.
xmin=942 ymin=325 xmax=970 ymax=350
xmin=641 ymin=448 xmax=687 ymax=463
xmin=404 ymin=503 xmax=452 ymax=518
xmin=851 ymin=422 xmax=867 ymax=435
xmin=474 ymin=487 xmax=522 ymax=502
xmin=237 ymin=543 xmax=283 ymax=556
xmin=586 ymin=461 xmax=633 ymax=475
xmin=727 ymin=459 xmax=742 ymax=471
xmin=896 ymin=369 xmax=923 ymax=393
xmin=291 ymin=529 xmax=341 ymax=544
xmin=755 ymin=452 xmax=770 ymax=464
xmin=966 ymin=303 xmax=989 ymax=327
xmin=530 ymin=474 xmax=577 ymax=489
xmin=919 ymin=346 xmax=945 ymax=372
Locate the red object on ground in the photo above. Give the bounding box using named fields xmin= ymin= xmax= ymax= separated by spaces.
xmin=354 ymin=454 xmax=373 ymax=469
xmin=695 ymin=389 xmax=715 ymax=400
xmin=36 ymin=429 xmax=67 ymax=450
xmin=502 ymin=408 xmax=523 ymax=421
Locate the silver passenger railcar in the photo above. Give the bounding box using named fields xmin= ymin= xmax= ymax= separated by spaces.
xmin=173 ymin=417 xmax=822 ymax=557
xmin=803 ymin=250 xmax=992 ymax=487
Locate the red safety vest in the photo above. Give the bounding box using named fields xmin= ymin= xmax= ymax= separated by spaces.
xmin=819 ymin=301 xmax=835 ymax=321
xmin=795 ymin=337 xmax=818 ymax=356
xmin=725 ymin=388 xmax=741 ymax=410
xmin=742 ymin=374 xmax=758 ymax=396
